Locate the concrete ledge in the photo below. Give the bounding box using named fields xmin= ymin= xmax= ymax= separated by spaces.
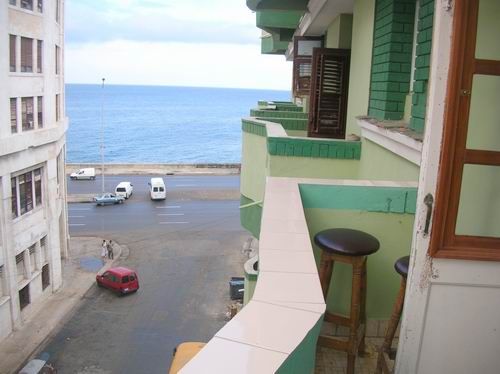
xmin=66 ymin=163 xmax=240 ymax=176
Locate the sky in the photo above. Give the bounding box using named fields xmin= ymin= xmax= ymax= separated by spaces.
xmin=65 ymin=0 xmax=292 ymax=90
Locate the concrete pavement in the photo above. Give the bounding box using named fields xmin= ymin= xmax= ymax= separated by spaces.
xmin=0 ymin=237 xmax=124 ymax=374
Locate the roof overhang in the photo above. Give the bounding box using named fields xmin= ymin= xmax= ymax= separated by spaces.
xmin=247 ymin=0 xmax=308 ymax=11
xmin=298 ymin=0 xmax=354 ymax=36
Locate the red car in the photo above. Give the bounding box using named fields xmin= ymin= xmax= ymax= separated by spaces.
xmin=96 ymin=267 xmax=139 ymax=295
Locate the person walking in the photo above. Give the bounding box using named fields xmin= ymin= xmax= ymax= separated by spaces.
xmin=107 ymin=240 xmax=114 ymax=260
xmin=101 ymin=240 xmax=108 ymax=260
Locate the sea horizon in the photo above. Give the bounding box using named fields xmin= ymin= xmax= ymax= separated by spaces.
xmin=66 ymin=84 xmax=291 ymax=164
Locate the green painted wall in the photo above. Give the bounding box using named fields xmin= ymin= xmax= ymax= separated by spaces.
xmin=368 ymin=0 xmax=416 ymax=120
xmin=285 ymin=130 xmax=307 ymax=137
xmin=240 ymin=194 xmax=263 ymax=239
xmin=241 ymin=132 xmax=268 ymax=202
xmin=409 ymin=0 xmax=434 ymax=132
xmin=357 ymin=139 xmax=420 ymax=181
xmin=345 ymin=0 xmax=375 ymax=136
xmin=325 ymin=14 xmax=353 ymax=49
xmin=268 ymin=155 xmax=359 ymax=180
xmin=304 ymin=208 xmax=414 ymax=318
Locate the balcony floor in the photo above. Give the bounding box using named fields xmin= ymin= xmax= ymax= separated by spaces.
xmin=315 ymin=337 xmax=398 ymax=374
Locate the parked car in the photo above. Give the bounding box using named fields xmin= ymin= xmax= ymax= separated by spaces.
xmin=115 ymin=181 xmax=133 ymax=199
xmin=96 ymin=267 xmax=139 ymax=295
xmin=94 ymin=193 xmax=125 ymax=206
xmin=70 ymin=167 xmax=96 ymax=180
xmin=149 ymin=177 xmax=166 ymax=200
xmin=168 ymin=342 xmax=206 ymax=374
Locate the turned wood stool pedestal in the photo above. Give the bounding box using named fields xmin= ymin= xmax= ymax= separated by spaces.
xmin=314 ymin=228 xmax=380 ymax=374
xmin=375 ymin=255 xmax=410 ymax=374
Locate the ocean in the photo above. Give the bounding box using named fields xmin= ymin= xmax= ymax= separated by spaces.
xmin=66 ymin=84 xmax=291 ymax=164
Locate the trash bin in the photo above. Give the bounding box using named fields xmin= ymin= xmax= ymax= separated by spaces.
xmin=229 ymin=277 xmax=244 ymax=300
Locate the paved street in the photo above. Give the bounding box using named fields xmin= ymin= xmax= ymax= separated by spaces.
xmin=38 ymin=175 xmax=248 ymax=374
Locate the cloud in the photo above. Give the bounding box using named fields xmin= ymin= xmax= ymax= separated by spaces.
xmin=66 ymin=0 xmax=260 ymax=45
xmin=65 ymin=40 xmax=292 ymax=90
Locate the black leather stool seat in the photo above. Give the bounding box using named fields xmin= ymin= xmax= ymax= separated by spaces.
xmin=394 ymin=256 xmax=410 ymax=278
xmin=314 ymin=228 xmax=380 ymax=257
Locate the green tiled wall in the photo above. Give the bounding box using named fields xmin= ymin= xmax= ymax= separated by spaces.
xmin=369 ymin=0 xmax=416 ymax=120
xmin=268 ymin=137 xmax=361 ymax=160
xmin=250 ymin=109 xmax=308 ymax=119
xmin=410 ymin=0 xmax=434 ymax=132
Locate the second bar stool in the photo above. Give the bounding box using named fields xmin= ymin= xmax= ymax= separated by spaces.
xmin=315 ymin=228 xmax=380 ymax=374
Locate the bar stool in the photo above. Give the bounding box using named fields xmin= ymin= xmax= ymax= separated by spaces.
xmin=375 ymin=255 xmax=410 ymax=374
xmin=314 ymin=228 xmax=380 ymax=374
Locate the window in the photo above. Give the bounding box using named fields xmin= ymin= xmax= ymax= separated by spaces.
xmin=19 ymin=284 xmax=30 ymax=310
xmin=42 ymin=264 xmax=50 ymax=290
xmin=10 ymin=98 xmax=17 ymax=133
xmin=37 ymin=0 xmax=42 ymax=12
xmin=16 ymin=252 xmax=26 ymax=283
xmin=21 ymin=37 xmax=33 ymax=73
xmin=9 ymin=0 xmax=16 ymax=6
xmin=56 ymin=0 xmax=60 ymax=23
xmin=37 ymin=40 xmax=42 ymax=73
xmin=292 ymin=36 xmax=324 ymax=97
xmin=37 ymin=97 xmax=43 ymax=128
xmin=55 ymin=94 xmax=60 ymax=121
xmin=34 ymin=168 xmax=42 ymax=206
xmin=12 ymin=168 xmax=43 ymax=218
xmin=21 ymin=97 xmax=34 ymax=131
xmin=40 ymin=236 xmax=47 ymax=264
xmin=20 ymin=0 xmax=33 ymax=11
xmin=11 ymin=178 xmax=18 ymax=219
xmin=29 ymin=244 xmax=36 ymax=272
xmin=55 ymin=46 xmax=60 ymax=75
xmin=10 ymin=35 xmax=16 ymax=72
xmin=122 ymin=276 xmax=129 ymax=283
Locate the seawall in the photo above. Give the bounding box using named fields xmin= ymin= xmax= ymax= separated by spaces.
xmin=66 ymin=163 xmax=241 ymax=176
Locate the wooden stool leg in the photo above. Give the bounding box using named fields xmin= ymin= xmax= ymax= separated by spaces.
xmin=318 ymin=252 xmax=334 ymax=299
xmin=358 ymin=259 xmax=368 ymax=355
xmin=347 ymin=258 xmax=364 ymax=374
xmin=375 ymin=277 xmax=407 ymax=374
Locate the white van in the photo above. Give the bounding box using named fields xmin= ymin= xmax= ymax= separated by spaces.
xmin=115 ymin=182 xmax=133 ymax=199
xmin=70 ymin=168 xmax=96 ymax=180
xmin=149 ymin=178 xmax=166 ymax=200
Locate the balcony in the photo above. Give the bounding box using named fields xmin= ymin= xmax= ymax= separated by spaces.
xmin=180 ymin=176 xmax=416 ymax=373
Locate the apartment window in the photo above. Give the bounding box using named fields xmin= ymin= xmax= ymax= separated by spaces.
xmin=55 ymin=46 xmax=60 ymax=75
xmin=55 ymin=94 xmax=60 ymax=122
xmin=42 ymin=264 xmax=50 ymax=290
xmin=10 ymin=35 xmax=16 ymax=72
xmin=20 ymin=0 xmax=33 ymax=11
xmin=9 ymin=0 xmax=16 ymax=6
xmin=29 ymin=244 xmax=36 ymax=272
xmin=19 ymin=284 xmax=30 ymax=310
xmin=37 ymin=40 xmax=42 ymax=73
xmin=0 ymin=266 xmax=5 ymax=297
xmin=21 ymin=37 xmax=33 ymax=73
xmin=37 ymin=0 xmax=42 ymax=12
xmin=37 ymin=96 xmax=43 ymax=128
xmin=10 ymin=98 xmax=18 ymax=133
xmin=12 ymin=168 xmax=43 ymax=218
xmin=34 ymin=168 xmax=42 ymax=206
xmin=56 ymin=0 xmax=60 ymax=22
xmin=11 ymin=177 xmax=18 ymax=218
xmin=16 ymin=252 xmax=26 ymax=283
xmin=21 ymin=97 xmax=34 ymax=131
xmin=40 ymin=236 xmax=47 ymax=264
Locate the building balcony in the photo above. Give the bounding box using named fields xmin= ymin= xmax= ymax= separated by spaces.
xmin=180 ymin=176 xmax=416 ymax=373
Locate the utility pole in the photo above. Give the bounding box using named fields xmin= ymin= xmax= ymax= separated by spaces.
xmin=100 ymin=78 xmax=105 ymax=193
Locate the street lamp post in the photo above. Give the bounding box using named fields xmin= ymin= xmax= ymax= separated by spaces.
xmin=100 ymin=78 xmax=105 ymax=193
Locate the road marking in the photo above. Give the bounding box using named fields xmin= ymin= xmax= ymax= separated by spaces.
xmin=156 ymin=206 xmax=180 ymax=209
xmin=68 ymin=216 xmax=85 ymax=218
xmin=69 ymin=223 xmax=86 ymax=226
xmin=159 ymin=221 xmax=188 ymax=224
xmin=157 ymin=213 xmax=185 ymax=216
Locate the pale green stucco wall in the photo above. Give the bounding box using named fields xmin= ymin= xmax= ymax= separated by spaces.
xmin=241 ymin=132 xmax=268 ymax=203
xmin=304 ymin=208 xmax=415 ymax=318
xmin=345 ymin=0 xmax=375 ymax=136
xmin=268 ymin=155 xmax=359 ymax=180
xmin=325 ymin=14 xmax=353 ymax=49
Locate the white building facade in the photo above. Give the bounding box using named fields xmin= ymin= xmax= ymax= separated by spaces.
xmin=0 ymin=0 xmax=68 ymax=342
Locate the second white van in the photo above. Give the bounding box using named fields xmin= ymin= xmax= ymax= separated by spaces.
xmin=115 ymin=182 xmax=133 ymax=199
xmin=149 ymin=178 xmax=166 ymax=200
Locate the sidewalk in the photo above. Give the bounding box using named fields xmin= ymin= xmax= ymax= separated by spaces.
xmin=0 ymin=237 xmax=123 ymax=374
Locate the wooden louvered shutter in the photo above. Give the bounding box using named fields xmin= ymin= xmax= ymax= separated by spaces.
xmin=21 ymin=37 xmax=33 ymax=72
xmin=292 ymin=36 xmax=323 ymax=97
xmin=308 ymin=48 xmax=351 ymax=139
